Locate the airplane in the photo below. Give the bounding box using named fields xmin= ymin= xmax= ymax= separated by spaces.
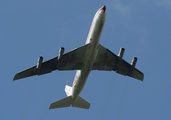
xmin=13 ymin=6 xmax=144 ymax=109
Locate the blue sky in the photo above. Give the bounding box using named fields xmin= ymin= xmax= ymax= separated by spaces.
xmin=1 ymin=0 xmax=171 ymax=119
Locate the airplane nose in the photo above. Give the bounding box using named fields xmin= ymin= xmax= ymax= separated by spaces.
xmin=100 ymin=6 xmax=106 ymax=12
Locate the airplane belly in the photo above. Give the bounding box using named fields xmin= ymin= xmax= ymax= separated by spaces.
xmin=72 ymin=70 xmax=90 ymax=96
xmin=72 ymin=44 xmax=99 ymax=100
xmin=72 ymin=8 xmax=106 ymax=101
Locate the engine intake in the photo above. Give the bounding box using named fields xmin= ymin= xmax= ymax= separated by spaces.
xmin=131 ymin=57 xmax=137 ymax=68
xmin=36 ymin=56 xmax=43 ymax=73
xmin=58 ymin=47 xmax=65 ymax=61
xmin=118 ymin=48 xmax=125 ymax=59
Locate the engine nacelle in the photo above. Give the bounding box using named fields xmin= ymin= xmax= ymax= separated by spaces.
xmin=58 ymin=47 xmax=65 ymax=61
xmin=118 ymin=48 xmax=125 ymax=59
xmin=131 ymin=57 xmax=137 ymax=68
xmin=36 ymin=56 xmax=43 ymax=71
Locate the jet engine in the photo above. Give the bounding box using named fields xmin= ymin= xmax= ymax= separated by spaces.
xmin=118 ymin=48 xmax=125 ymax=59
xmin=58 ymin=47 xmax=65 ymax=61
xmin=131 ymin=57 xmax=137 ymax=68
xmin=36 ymin=56 xmax=43 ymax=72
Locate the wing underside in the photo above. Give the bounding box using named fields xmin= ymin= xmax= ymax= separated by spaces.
xmin=93 ymin=44 xmax=144 ymax=80
xmin=14 ymin=43 xmax=144 ymax=81
xmin=13 ymin=44 xmax=89 ymax=80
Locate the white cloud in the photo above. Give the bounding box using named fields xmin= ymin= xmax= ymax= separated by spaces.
xmin=112 ymin=0 xmax=131 ymax=18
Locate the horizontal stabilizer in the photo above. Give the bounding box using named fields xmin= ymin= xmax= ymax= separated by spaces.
xmin=49 ymin=96 xmax=72 ymax=109
xmin=73 ymin=96 xmax=90 ymax=109
xmin=49 ymin=96 xmax=90 ymax=109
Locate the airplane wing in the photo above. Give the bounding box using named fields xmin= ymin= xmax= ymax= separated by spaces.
xmin=13 ymin=44 xmax=89 ymax=80
xmin=92 ymin=44 xmax=144 ymax=81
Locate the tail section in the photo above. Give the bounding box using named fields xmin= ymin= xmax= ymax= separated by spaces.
xmin=49 ymin=96 xmax=72 ymax=109
xmin=73 ymin=96 xmax=90 ymax=109
xmin=49 ymin=96 xmax=90 ymax=109
xmin=49 ymin=85 xmax=90 ymax=109
xmin=65 ymin=85 xmax=72 ymax=96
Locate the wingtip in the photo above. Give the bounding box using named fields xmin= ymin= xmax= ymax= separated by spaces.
xmin=49 ymin=105 xmax=55 ymax=110
xmin=138 ymin=73 xmax=144 ymax=81
xmin=13 ymin=75 xmax=17 ymax=81
xmin=139 ymin=71 xmax=144 ymax=80
xmin=49 ymin=104 xmax=53 ymax=109
xmin=13 ymin=73 xmax=20 ymax=81
xmin=13 ymin=74 xmax=18 ymax=81
xmin=13 ymin=78 xmax=18 ymax=81
xmin=141 ymin=74 xmax=144 ymax=81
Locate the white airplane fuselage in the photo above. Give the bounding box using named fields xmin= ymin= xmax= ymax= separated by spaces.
xmin=71 ymin=6 xmax=106 ymax=102
xmin=13 ymin=5 xmax=144 ymax=109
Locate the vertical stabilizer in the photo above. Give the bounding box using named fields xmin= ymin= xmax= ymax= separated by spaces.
xmin=65 ymin=85 xmax=72 ymax=96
